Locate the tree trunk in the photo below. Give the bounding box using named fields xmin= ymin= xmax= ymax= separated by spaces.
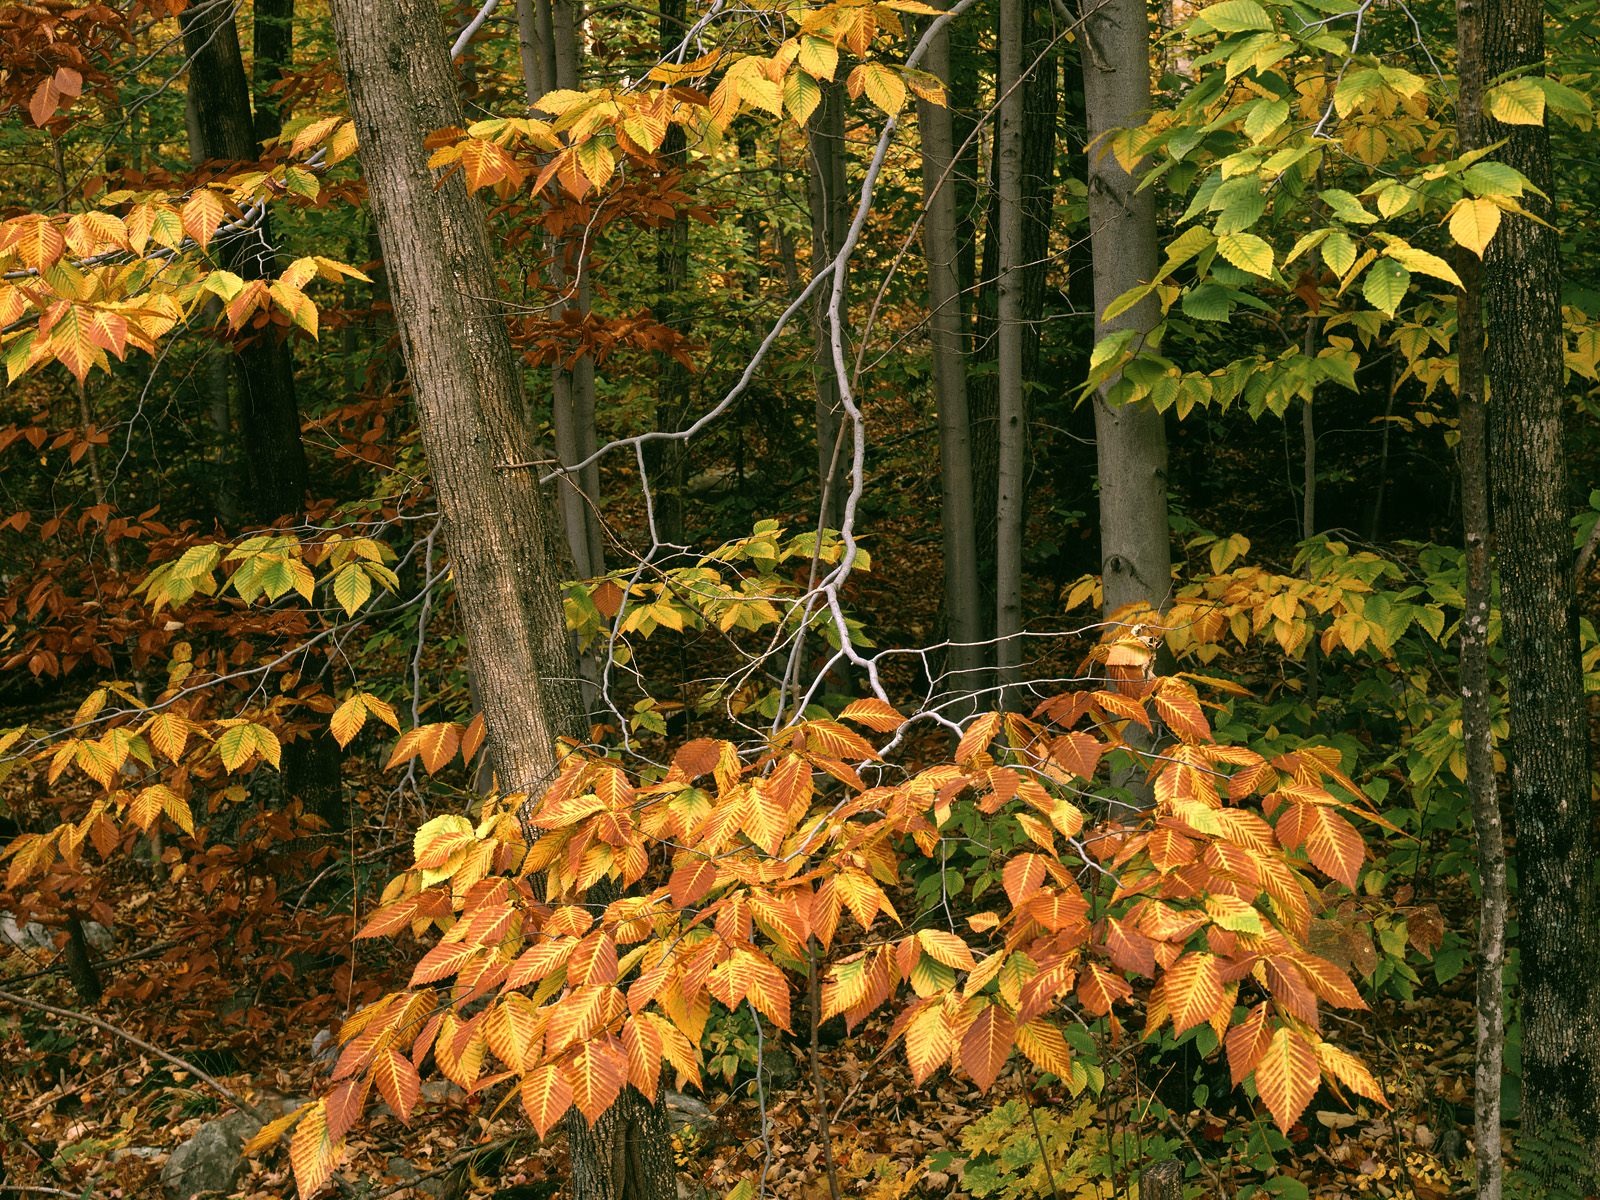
xmin=1481 ymin=0 xmax=1600 ymax=1183
xmin=920 ymin=9 xmax=986 ymax=711
xmin=181 ymin=0 xmax=309 ymax=523
xmin=1080 ymin=0 xmax=1170 ymax=619
xmin=1453 ymin=5 xmax=1505 ymax=1196
xmin=967 ymin=1 xmax=1056 ymax=647
xmin=993 ymin=0 xmax=1026 ymax=703
xmin=645 ymin=0 xmax=692 ymax=548
xmin=547 ymin=0 xmax=606 ymax=578
xmin=327 ymin=4 xmax=675 ymax=1194
xmin=252 ymin=0 xmax=294 ymax=145
xmin=807 ymin=78 xmax=850 ymax=531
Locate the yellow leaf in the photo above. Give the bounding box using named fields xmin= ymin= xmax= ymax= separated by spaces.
xmin=289 ymin=1099 xmax=339 ymax=1197
xmin=1448 ymin=196 xmax=1502 ymax=258
xmin=1486 ymin=77 xmax=1545 ymax=126
xmin=331 ymin=694 xmax=368 ymax=749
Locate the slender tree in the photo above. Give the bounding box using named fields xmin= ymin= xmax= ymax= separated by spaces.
xmin=1453 ymin=2 xmax=1505 ymax=1194
xmin=326 ymin=1 xmax=675 ymax=1193
xmin=251 ymin=0 xmax=294 ymax=145
xmin=547 ymin=0 xmax=607 ymax=580
xmin=919 ymin=6 xmax=986 ymax=708
xmin=807 ymin=78 xmax=850 ymax=531
xmin=1079 ymin=0 xmax=1171 ymax=619
xmin=1481 ymin=0 xmax=1600 ymax=1182
xmin=993 ymin=0 xmax=1026 ymax=701
xmin=180 ymin=0 xmax=308 ymax=523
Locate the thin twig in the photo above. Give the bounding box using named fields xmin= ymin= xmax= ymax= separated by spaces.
xmin=0 ymin=988 xmax=262 ymax=1121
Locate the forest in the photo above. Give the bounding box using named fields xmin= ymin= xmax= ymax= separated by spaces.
xmin=0 ymin=0 xmax=1596 ymax=1196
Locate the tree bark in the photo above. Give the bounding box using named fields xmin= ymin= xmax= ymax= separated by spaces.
xmin=1080 ymin=0 xmax=1171 ymax=619
xmin=645 ymin=0 xmax=692 ymax=548
xmin=807 ymin=78 xmax=850 ymax=531
xmin=967 ymin=1 xmax=1056 ymax=647
xmin=181 ymin=0 xmax=309 ymax=523
xmin=1453 ymin=5 xmax=1505 ymax=1196
xmin=919 ymin=9 xmax=986 ymax=710
xmin=993 ymin=0 xmax=1026 ymax=703
xmin=1481 ymin=0 xmax=1600 ymax=1183
xmin=327 ymin=4 xmax=674 ymax=1194
xmin=547 ymin=0 xmax=606 ymax=579
xmin=251 ymin=0 xmax=294 ymax=145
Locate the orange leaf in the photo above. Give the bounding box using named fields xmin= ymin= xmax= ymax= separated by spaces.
xmin=838 ymin=697 xmax=907 ymax=732
xmin=289 ymin=1099 xmax=339 ymax=1197
xmin=1275 ymin=802 xmax=1364 ymax=888
xmin=959 ymin=1002 xmax=1015 ymax=1091
xmin=1254 ymin=1024 xmax=1320 ymax=1132
xmin=1002 ymin=853 xmax=1047 ymax=907
xmin=1163 ymin=952 xmax=1224 ymax=1035
xmin=372 ymin=1048 xmax=422 ymax=1122
xmin=1226 ymin=1002 xmax=1272 ymax=1086
xmin=570 ymin=1037 xmax=627 ymax=1123
xmin=522 ymin=1064 xmax=574 ymax=1137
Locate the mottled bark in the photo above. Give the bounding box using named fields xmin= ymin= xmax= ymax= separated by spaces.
xmin=1453 ymin=5 xmax=1505 ymax=1196
xmin=1481 ymin=0 xmax=1600 ymax=1183
xmin=547 ymin=0 xmax=606 ymax=579
xmin=328 ymin=4 xmax=673 ymax=1194
xmin=1080 ymin=0 xmax=1171 ymax=618
xmin=327 ymin=0 xmax=583 ymax=795
xmin=645 ymin=0 xmax=692 ymax=547
xmin=968 ymin=1 xmax=1057 ymax=640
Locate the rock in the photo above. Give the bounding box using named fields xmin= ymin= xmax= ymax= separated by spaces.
xmin=80 ymin=920 xmax=114 ymax=952
xmin=664 ymin=1090 xmax=713 ymax=1135
xmin=160 ymin=1097 xmax=304 ymax=1200
xmin=761 ymin=1044 xmax=799 ymax=1088
xmin=376 ymin=1155 xmax=470 ymax=1200
xmin=0 ymin=912 xmax=53 ymax=950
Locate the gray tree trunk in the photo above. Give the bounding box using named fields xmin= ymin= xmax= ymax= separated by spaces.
xmin=993 ymin=0 xmax=1026 ymax=703
xmin=1452 ymin=4 xmax=1505 ymax=1196
xmin=251 ymin=0 xmax=294 ymax=145
xmin=180 ymin=0 xmax=309 ymax=523
xmin=919 ymin=12 xmax=986 ymax=710
xmin=549 ymin=0 xmax=606 ymax=579
xmin=1481 ymin=0 xmax=1600 ymax=1183
xmin=327 ymin=4 xmax=675 ymax=1194
xmin=329 ymin=0 xmax=585 ymax=794
xmin=1080 ymin=0 xmax=1171 ymax=618
xmin=807 ymin=78 xmax=850 ymax=531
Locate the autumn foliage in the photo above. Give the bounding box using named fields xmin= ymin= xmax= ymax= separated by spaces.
xmin=218 ymin=655 xmax=1392 ymax=1196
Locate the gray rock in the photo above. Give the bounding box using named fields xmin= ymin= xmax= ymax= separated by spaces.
xmin=0 ymin=912 xmax=53 ymax=949
xmin=664 ymin=1090 xmax=713 ymax=1135
xmin=81 ymin=920 xmax=115 ymax=952
xmin=160 ymin=1097 xmax=304 ymax=1199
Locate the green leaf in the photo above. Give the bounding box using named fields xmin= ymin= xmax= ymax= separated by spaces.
xmin=1319 ymin=189 xmax=1377 ymax=225
xmin=1215 ymin=230 xmax=1275 ymax=277
xmin=1211 ymin=177 xmax=1267 ymax=233
xmin=1462 ymin=160 xmax=1526 ymax=198
xmin=1486 ymin=77 xmax=1545 ymax=126
xmin=1182 ymin=283 xmax=1234 ymax=322
xmin=1243 ymin=97 xmax=1289 ymax=142
xmin=1201 ymin=0 xmax=1274 ymax=32
xmin=1362 ymin=258 xmax=1410 ymax=316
